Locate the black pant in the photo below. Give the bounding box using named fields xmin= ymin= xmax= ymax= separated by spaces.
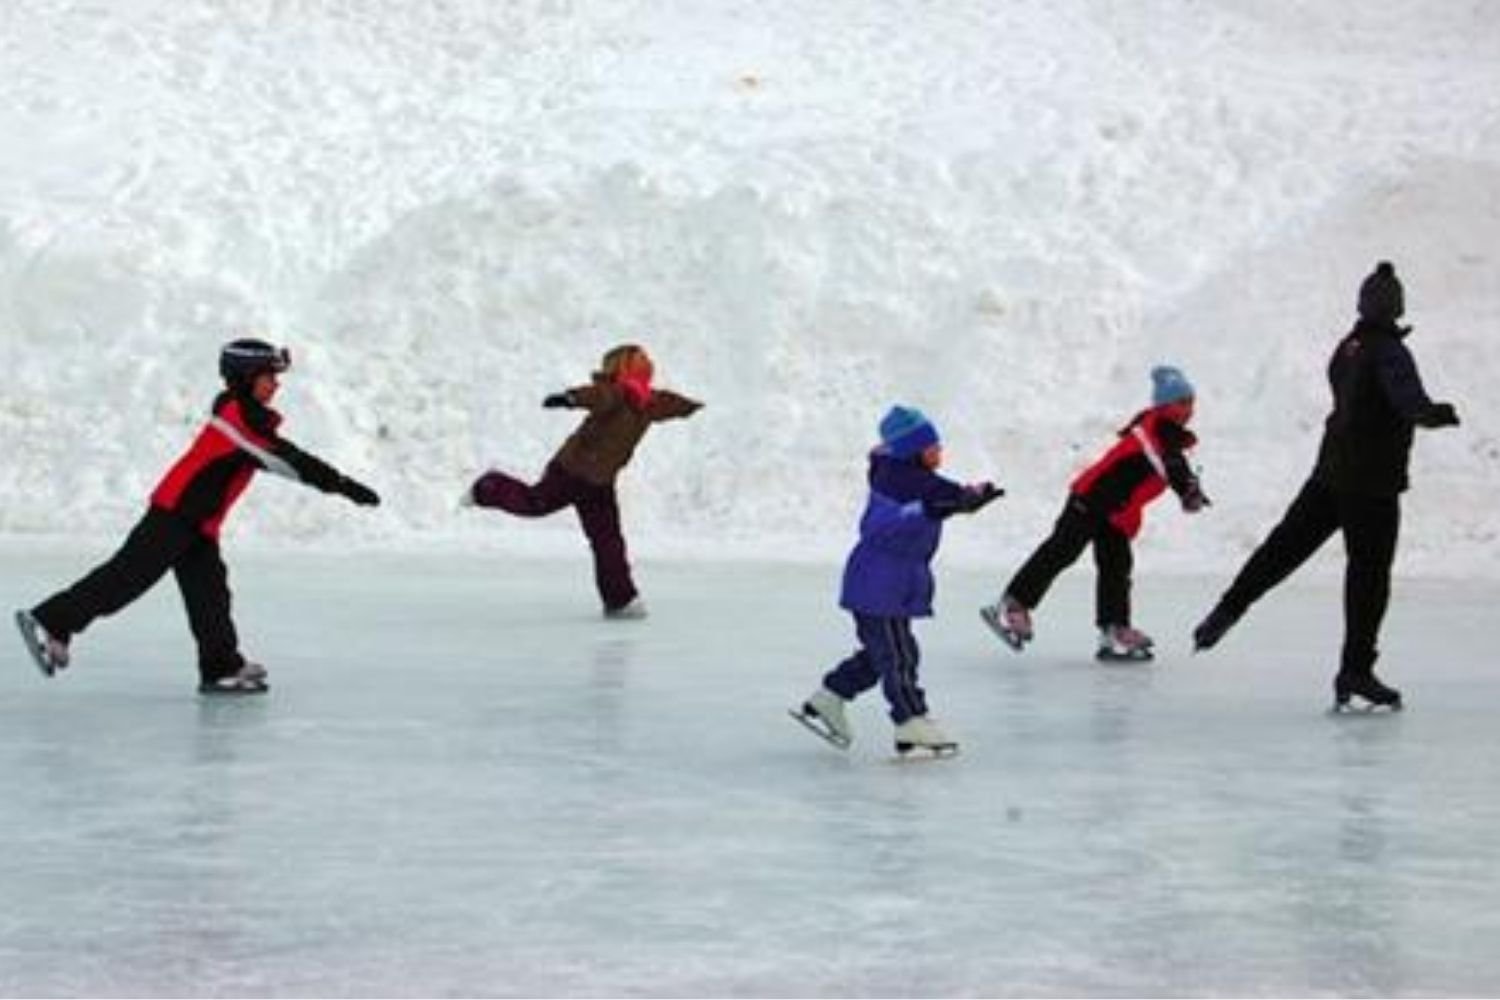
xmin=1212 ymin=477 xmax=1399 ymax=677
xmin=1007 ymin=497 xmax=1134 ymax=628
xmin=32 ymin=508 xmax=243 ymax=682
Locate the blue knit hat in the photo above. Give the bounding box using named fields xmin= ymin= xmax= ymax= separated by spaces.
xmin=1150 ymin=366 xmax=1195 ymax=406
xmin=879 ymin=405 xmax=940 ymax=459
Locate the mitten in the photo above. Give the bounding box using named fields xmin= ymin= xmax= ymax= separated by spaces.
xmin=1421 ymin=402 xmax=1460 ymax=428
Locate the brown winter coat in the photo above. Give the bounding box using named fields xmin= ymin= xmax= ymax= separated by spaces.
xmin=552 ymin=375 xmax=702 ymax=485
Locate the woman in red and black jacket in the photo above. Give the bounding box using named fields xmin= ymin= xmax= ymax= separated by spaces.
xmin=14 ymin=339 xmax=380 ymax=694
xmin=981 ymin=367 xmax=1208 ymax=661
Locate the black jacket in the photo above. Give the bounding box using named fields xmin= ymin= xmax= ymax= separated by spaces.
xmin=1313 ymin=320 xmax=1448 ymax=496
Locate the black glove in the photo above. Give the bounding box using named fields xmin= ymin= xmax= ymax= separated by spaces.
xmin=1421 ymin=401 xmax=1460 ymax=428
xmin=339 ymin=476 xmax=381 ymax=507
xmin=542 ymin=392 xmax=573 ymax=409
xmin=961 ymin=481 xmax=1005 ymax=513
xmin=1179 ymin=477 xmax=1211 ymax=512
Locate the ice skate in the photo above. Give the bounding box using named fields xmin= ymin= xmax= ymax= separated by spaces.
xmin=15 ymin=609 xmax=69 ymax=677
xmin=980 ymin=594 xmax=1032 ymax=651
xmin=198 ymin=661 xmax=269 ymax=696
xmin=892 ymin=715 xmax=958 ymax=758
xmin=1333 ymin=672 xmax=1403 ymax=712
xmin=1192 ymin=603 xmax=1241 ymax=652
xmin=1096 ymin=624 xmax=1155 ymax=663
xmin=789 ymin=688 xmax=852 ymax=749
xmin=603 ymin=598 xmax=648 ymax=620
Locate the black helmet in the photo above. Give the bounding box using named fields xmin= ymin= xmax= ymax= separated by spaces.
xmin=219 ymin=338 xmax=291 ymax=383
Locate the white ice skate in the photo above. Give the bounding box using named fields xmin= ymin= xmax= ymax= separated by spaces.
xmin=1096 ymin=624 xmax=1155 ymax=663
xmin=980 ymin=594 xmax=1032 ymax=651
xmin=893 ymin=714 xmax=959 ymax=758
xmin=14 ymin=609 xmax=69 ymax=677
xmin=789 ymin=688 xmax=852 ymax=749
xmin=199 ymin=661 xmax=269 ymax=696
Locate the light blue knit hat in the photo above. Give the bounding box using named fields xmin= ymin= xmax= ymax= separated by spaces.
xmin=1151 ymin=366 xmax=1195 ymax=406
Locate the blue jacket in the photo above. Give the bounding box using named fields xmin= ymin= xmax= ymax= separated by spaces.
xmin=839 ymin=450 xmax=970 ymax=618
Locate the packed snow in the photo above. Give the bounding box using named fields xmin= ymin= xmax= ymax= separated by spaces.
xmin=1 ymin=0 xmax=1496 ymax=574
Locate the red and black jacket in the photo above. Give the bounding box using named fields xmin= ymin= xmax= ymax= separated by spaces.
xmin=1069 ymin=406 xmax=1203 ymax=539
xmin=150 ymin=389 xmax=347 ymax=538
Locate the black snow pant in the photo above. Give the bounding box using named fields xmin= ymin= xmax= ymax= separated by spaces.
xmin=1210 ymin=477 xmax=1399 ymax=679
xmin=1006 ymin=496 xmax=1134 ymax=629
xmin=32 ymin=507 xmax=244 ymax=683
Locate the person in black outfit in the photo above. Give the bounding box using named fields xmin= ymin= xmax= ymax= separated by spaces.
xmin=14 ymin=339 xmax=381 ymax=694
xmin=1192 ymin=261 xmax=1460 ymax=709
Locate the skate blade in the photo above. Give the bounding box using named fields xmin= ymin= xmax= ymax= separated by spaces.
xmin=1095 ymin=649 xmax=1154 ymax=664
xmin=788 ymin=708 xmax=850 ymax=750
xmin=198 ymin=680 xmax=270 ymax=696
xmin=1330 ymin=698 xmax=1403 ymax=715
xmin=14 ymin=610 xmax=57 ymax=678
xmin=979 ymin=607 xmax=1027 ymax=652
xmin=893 ymin=742 xmax=960 ymax=760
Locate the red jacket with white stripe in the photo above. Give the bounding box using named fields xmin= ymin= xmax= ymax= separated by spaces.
xmin=1069 ymin=407 xmax=1203 ymax=539
xmin=150 ymin=390 xmax=347 ymax=538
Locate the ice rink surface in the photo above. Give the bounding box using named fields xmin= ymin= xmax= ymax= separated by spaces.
xmin=2 ymin=542 xmax=1497 ymax=997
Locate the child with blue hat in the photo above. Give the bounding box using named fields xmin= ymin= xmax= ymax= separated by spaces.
xmin=981 ymin=366 xmax=1209 ymax=662
xmin=791 ymin=405 xmax=1002 ymax=757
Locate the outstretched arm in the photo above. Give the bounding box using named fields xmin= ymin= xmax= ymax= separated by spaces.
xmin=646 ymin=390 xmax=704 ymax=421
xmin=1377 ymin=341 xmax=1460 ymax=428
xmin=214 ymin=400 xmax=380 ymax=505
xmin=266 ymin=438 xmax=381 ymax=505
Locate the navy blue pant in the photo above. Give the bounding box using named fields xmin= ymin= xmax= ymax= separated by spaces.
xmin=823 ymin=612 xmax=927 ymax=724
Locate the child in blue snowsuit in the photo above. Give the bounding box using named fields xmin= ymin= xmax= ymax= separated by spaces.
xmin=792 ymin=406 xmax=1001 ymax=755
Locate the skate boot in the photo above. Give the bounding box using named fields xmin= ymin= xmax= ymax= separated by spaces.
xmin=980 ymin=593 xmax=1033 ymax=651
xmin=603 ymin=598 xmax=649 ymax=620
xmin=199 ymin=661 xmax=269 ymax=696
xmin=1333 ymin=672 xmax=1402 ymax=712
xmin=893 ymin=715 xmax=959 ymax=758
xmin=1192 ymin=602 xmax=1242 ymax=652
xmin=789 ymin=687 xmax=853 ymax=749
xmin=14 ymin=609 xmax=70 ymax=677
xmin=1096 ymin=624 xmax=1155 ymax=663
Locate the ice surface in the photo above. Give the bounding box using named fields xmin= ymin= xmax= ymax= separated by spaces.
xmin=2 ymin=541 xmax=1496 ymax=997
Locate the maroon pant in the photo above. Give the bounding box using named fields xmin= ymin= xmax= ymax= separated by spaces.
xmin=472 ymin=461 xmax=638 ymax=611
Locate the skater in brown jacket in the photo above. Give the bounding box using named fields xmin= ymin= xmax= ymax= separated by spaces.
xmin=466 ymin=344 xmax=703 ymax=618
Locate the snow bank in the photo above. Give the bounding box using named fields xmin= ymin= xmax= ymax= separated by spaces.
xmin=2 ymin=0 xmax=1497 ymax=575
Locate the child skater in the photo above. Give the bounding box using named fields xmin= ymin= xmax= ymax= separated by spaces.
xmin=465 ymin=343 xmax=702 ymax=619
xmin=14 ymin=338 xmax=382 ymax=695
xmin=980 ymin=366 xmax=1209 ymax=662
xmin=791 ymin=406 xmax=1002 ymax=757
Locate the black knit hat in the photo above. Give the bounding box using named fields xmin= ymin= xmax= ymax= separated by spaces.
xmin=1357 ymin=261 xmax=1405 ymax=322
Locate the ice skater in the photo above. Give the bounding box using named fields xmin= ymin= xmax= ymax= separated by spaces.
xmin=1192 ymin=261 xmax=1460 ymax=710
xmin=14 ymin=338 xmax=382 ymax=694
xmin=791 ymin=406 xmax=1001 ymax=757
xmin=980 ymin=366 xmax=1209 ymax=662
xmin=465 ymin=343 xmax=703 ymax=619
